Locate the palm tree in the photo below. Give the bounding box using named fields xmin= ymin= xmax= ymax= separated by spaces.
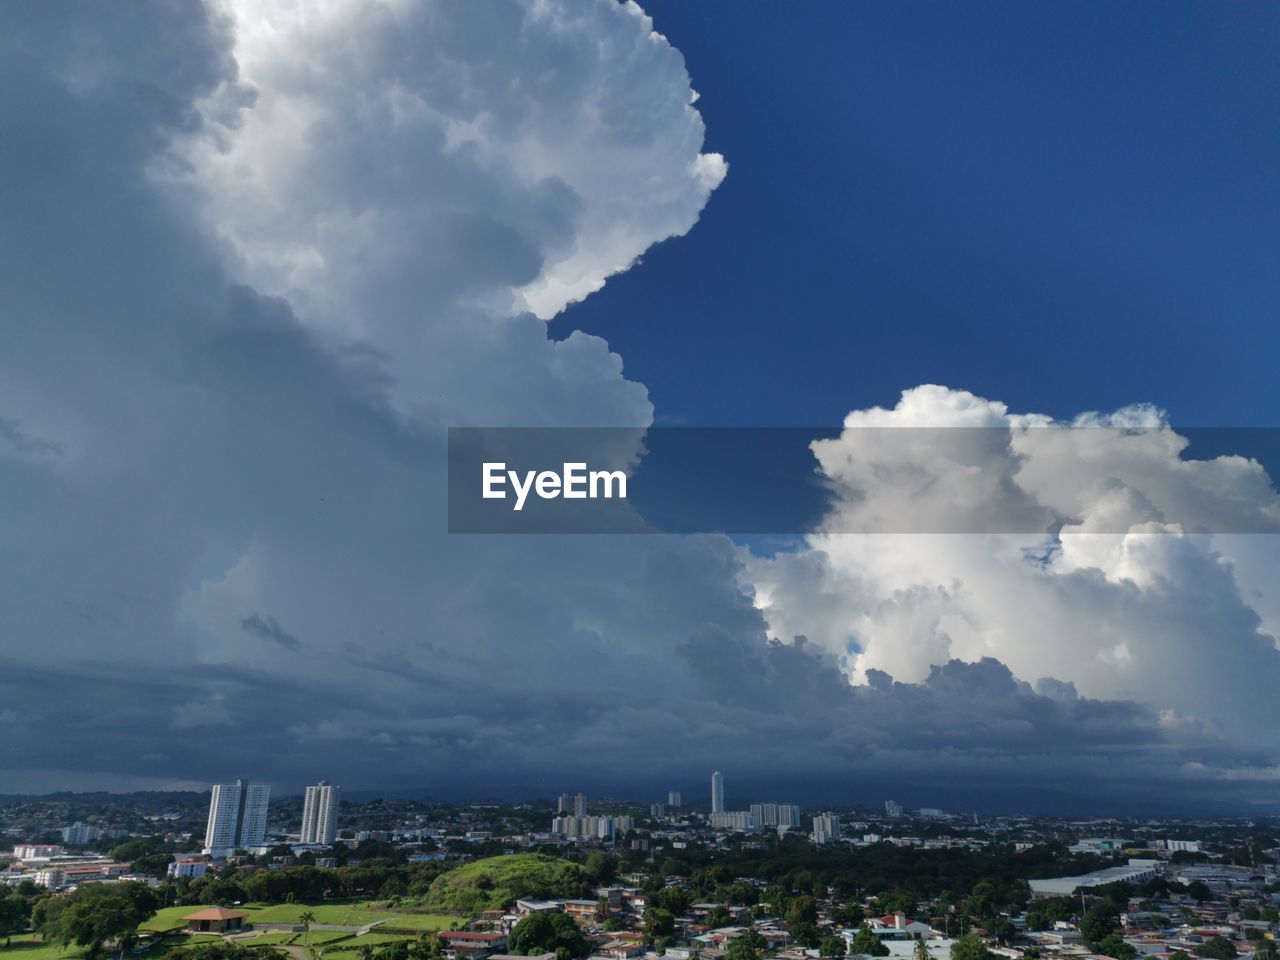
xmin=299 ymin=911 xmax=317 ymax=949
xmin=914 ymin=940 xmax=931 ymax=960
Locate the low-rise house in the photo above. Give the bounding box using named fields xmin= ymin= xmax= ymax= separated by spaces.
xmin=184 ymin=908 xmax=248 ymax=933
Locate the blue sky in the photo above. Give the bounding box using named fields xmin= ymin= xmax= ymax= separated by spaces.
xmin=554 ymin=1 xmax=1280 ymax=427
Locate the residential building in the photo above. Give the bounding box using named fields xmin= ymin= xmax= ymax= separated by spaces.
xmin=61 ymin=822 xmax=99 ymax=845
xmin=812 ymin=812 xmax=841 ymax=844
xmin=711 ymin=771 xmax=724 ymax=814
xmin=667 ymin=790 xmax=682 ymax=807
xmin=709 ymin=811 xmax=758 ymax=832
xmin=884 ymin=800 xmax=903 ymax=818
xmin=301 ymin=780 xmax=340 ymax=845
xmin=203 ymin=779 xmax=271 ymax=856
xmin=168 ymin=856 xmax=211 ymax=879
xmin=750 ymin=802 xmax=801 ymax=828
xmin=12 ymin=844 xmax=63 ymax=859
xmin=551 ymin=814 xmax=630 ymax=839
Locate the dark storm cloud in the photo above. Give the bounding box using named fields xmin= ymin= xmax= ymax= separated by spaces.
xmin=240 ymin=613 xmax=303 ymax=651
xmin=0 ymin=0 xmax=1276 ymax=813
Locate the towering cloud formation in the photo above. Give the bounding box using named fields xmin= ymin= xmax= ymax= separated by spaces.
xmin=750 ymin=385 xmax=1280 ymax=759
xmin=1 ymin=1 xmax=1278 ymax=808
xmin=167 ymin=0 xmax=726 ymax=422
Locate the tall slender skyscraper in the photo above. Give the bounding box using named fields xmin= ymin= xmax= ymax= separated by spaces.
xmin=204 ymin=779 xmax=270 ymax=856
xmin=300 ymin=780 xmax=340 ymax=845
xmin=573 ymin=792 xmax=587 ymax=817
xmin=710 ymin=770 xmax=724 ymax=814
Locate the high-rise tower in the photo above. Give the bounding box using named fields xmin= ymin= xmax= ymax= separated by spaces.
xmin=301 ymin=781 xmax=340 ymax=845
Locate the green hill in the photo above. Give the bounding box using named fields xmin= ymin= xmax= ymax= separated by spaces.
xmin=420 ymin=854 xmax=591 ymax=914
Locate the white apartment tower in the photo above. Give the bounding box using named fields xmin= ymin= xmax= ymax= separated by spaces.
xmin=667 ymin=790 xmax=682 ymax=807
xmin=204 ymin=779 xmax=270 ymax=856
xmin=750 ymin=802 xmax=801 ymax=828
xmin=710 ymin=770 xmax=725 ymax=814
xmin=301 ymin=780 xmax=340 ymax=845
xmin=812 ymin=812 xmax=841 ymax=844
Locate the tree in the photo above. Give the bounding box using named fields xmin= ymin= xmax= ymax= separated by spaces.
xmin=765 ymin=885 xmax=790 ymax=919
xmin=820 ymin=937 xmax=847 ymax=959
xmin=985 ymin=917 xmax=1014 ymax=946
xmin=1081 ymin=906 xmax=1120 ymax=950
xmin=790 ymin=922 xmax=820 ymax=949
xmin=706 ymin=906 xmax=732 ymax=928
xmin=402 ymin=933 xmax=443 ymax=960
xmin=37 ymin=883 xmax=159 ymax=959
xmin=0 ymin=895 xmax=31 ymax=948
xmin=130 ymin=854 xmax=174 ymax=879
xmin=1095 ymin=934 xmax=1136 ymax=960
xmin=832 ymin=904 xmax=865 ymax=928
xmin=724 ymin=884 xmax=758 ymax=907
xmin=949 ymin=934 xmax=992 ymax=960
xmin=163 ymin=944 xmax=284 ymax=960
xmin=299 ymin=911 xmax=316 ymax=948
xmin=644 ymin=909 xmax=675 ymax=942
xmin=914 ymin=941 xmax=932 ymax=960
xmin=726 ymin=929 xmax=766 ymax=960
xmin=1195 ymin=937 xmax=1236 ymax=960
xmin=651 ymin=887 xmax=690 ymax=916
xmin=509 ymin=913 xmax=588 ymax=958
xmin=788 ymin=897 xmax=819 ymax=927
xmin=848 ymin=925 xmax=889 ymax=957
xmin=1185 ymin=882 xmax=1213 ymax=903
xmin=584 ymin=853 xmax=615 ymax=885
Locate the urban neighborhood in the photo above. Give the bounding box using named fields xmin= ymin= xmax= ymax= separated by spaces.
xmin=1 ymin=773 xmax=1277 ymax=960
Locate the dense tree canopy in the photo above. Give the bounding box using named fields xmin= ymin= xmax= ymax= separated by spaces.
xmin=509 ymin=912 xmax=588 ymax=958
xmin=848 ymin=925 xmax=890 ymax=957
xmin=950 ymin=933 xmax=993 ymax=960
xmin=35 ymin=882 xmax=159 ymax=957
xmin=1196 ymin=937 xmax=1237 ymax=960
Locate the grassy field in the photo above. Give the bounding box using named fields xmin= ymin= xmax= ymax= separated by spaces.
xmin=0 ymin=935 xmax=90 ymax=960
xmin=372 ymin=916 xmax=454 ymax=932
xmin=142 ymin=906 xmax=207 ymax=932
xmin=421 ymin=853 xmax=587 ymax=914
xmin=140 ymin=902 xmax=455 ymax=935
xmin=235 ymin=933 xmax=297 ymax=945
xmin=0 ymin=931 xmax=229 ymax=960
xmin=339 ymin=933 xmax=422 ymax=947
xmin=300 ymin=931 xmax=356 ymax=945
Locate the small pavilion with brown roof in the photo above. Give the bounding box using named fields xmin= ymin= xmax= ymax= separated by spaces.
xmin=184 ymin=907 xmax=248 ymax=933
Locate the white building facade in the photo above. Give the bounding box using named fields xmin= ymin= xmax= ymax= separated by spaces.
xmin=203 ymin=779 xmax=271 ymax=856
